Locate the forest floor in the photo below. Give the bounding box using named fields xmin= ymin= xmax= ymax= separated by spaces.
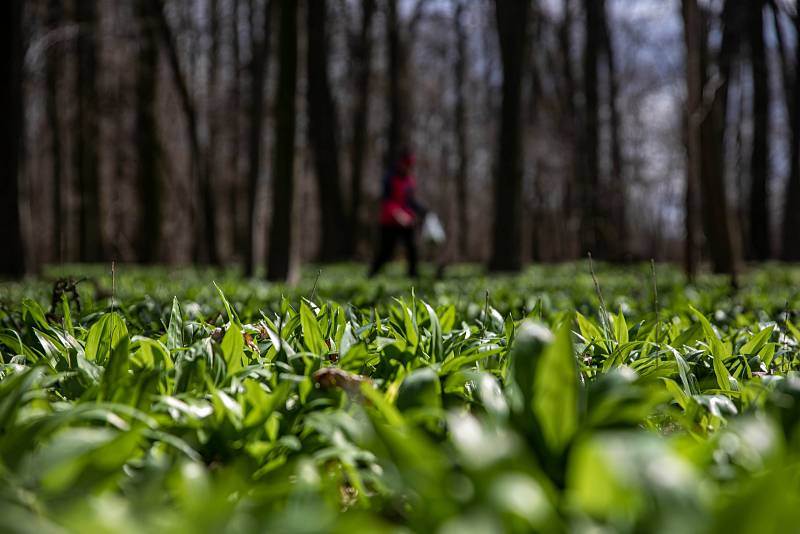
xmin=1 ymin=262 xmax=799 ymax=532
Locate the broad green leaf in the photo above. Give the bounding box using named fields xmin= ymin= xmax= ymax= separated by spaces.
xmin=101 ymin=326 xmax=130 ymax=401
xmin=166 ymin=297 xmax=184 ymax=350
xmin=690 ymin=305 xmax=731 ymax=358
xmin=614 ymin=308 xmax=629 ymax=344
xmin=439 ymin=305 xmax=456 ymax=332
xmin=533 ymin=322 xmax=579 ymax=453
xmin=396 ymin=367 xmax=441 ymax=411
xmin=221 ymin=324 xmax=244 ymax=375
xmin=740 ymin=325 xmax=774 ymax=356
xmin=576 ymin=312 xmax=602 ymax=343
xmin=423 ymin=301 xmax=443 ymax=361
xmin=300 ymin=301 xmax=327 ymax=355
xmin=85 ymin=312 xmax=128 ymax=364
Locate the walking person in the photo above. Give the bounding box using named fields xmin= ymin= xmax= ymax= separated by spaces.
xmin=369 ymin=149 xmax=425 ymax=277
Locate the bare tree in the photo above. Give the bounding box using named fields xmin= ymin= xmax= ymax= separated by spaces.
xmin=599 ymin=1 xmax=627 ymax=260
xmin=0 ymin=0 xmax=25 ymax=277
xmin=152 ymin=0 xmax=219 ymax=264
xmin=207 ymin=0 xmax=221 ymax=252
xmin=384 ymin=0 xmax=424 ymax=165
xmin=266 ymin=0 xmax=298 ymax=281
xmin=780 ymin=7 xmax=800 ymax=261
xmin=347 ymin=0 xmax=376 ymax=255
xmin=489 ymin=0 xmax=530 ymax=272
xmin=135 ymin=0 xmax=162 ymax=263
xmin=46 ymin=0 xmax=63 ymax=263
xmin=244 ymin=0 xmax=272 ymax=276
xmin=683 ymin=0 xmax=742 ymax=282
xmin=453 ymin=0 xmax=470 ymax=261
xmin=229 ymin=0 xmax=245 ymax=258
xmin=682 ymin=0 xmax=701 ymax=279
xmin=307 ymin=0 xmax=348 ymax=261
xmin=748 ymin=0 xmax=770 ymax=260
xmin=75 ymin=0 xmax=103 ymax=262
xmin=580 ymin=0 xmax=625 ymax=260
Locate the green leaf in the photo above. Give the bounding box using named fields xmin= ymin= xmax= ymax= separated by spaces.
xmin=740 ymin=325 xmax=774 ymax=356
xmin=101 ymin=326 xmax=131 ymax=401
xmin=61 ymin=294 xmax=74 ymax=337
xmin=166 ymin=297 xmax=184 ymax=350
xmin=439 ymin=305 xmax=456 ymax=332
xmin=300 ymin=301 xmax=327 ymax=355
xmin=85 ymin=312 xmax=128 ymax=364
xmin=214 ymin=282 xmax=241 ymax=328
xmin=221 ymin=324 xmax=244 ymax=375
xmin=690 ymin=305 xmax=731 ymax=358
xmin=396 ymin=367 xmax=441 ymax=411
xmin=576 ymin=312 xmax=603 ymax=343
xmin=614 ymin=308 xmax=628 ymax=344
xmin=423 ymin=301 xmax=442 ymax=361
xmin=397 ymin=299 xmax=419 ymax=352
xmin=532 ymin=322 xmax=579 ymax=453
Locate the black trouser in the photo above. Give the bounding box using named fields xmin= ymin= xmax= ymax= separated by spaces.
xmin=369 ymin=225 xmax=417 ymax=277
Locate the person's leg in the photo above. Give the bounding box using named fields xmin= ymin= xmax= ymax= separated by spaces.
xmin=402 ymin=227 xmax=418 ymax=277
xmin=369 ymin=225 xmax=397 ymax=277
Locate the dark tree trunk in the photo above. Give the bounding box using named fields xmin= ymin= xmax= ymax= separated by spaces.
xmin=698 ymin=0 xmax=742 ymax=281
xmin=489 ymin=0 xmax=529 ymax=272
xmin=348 ymin=0 xmax=375 ymax=256
xmin=75 ymin=0 xmax=103 ymax=262
xmin=385 ymin=0 xmax=406 ymax=165
xmin=135 ymin=0 xmax=161 ymax=263
xmin=558 ymin=1 xmax=580 ymax=259
xmin=0 ymin=0 xmax=25 ymax=277
xmin=46 ymin=0 xmax=63 ymax=263
xmin=580 ymin=0 xmax=603 ymax=258
xmin=266 ymin=0 xmax=298 ymax=281
xmin=781 ymin=13 xmax=800 ymax=261
xmin=599 ymin=1 xmax=626 ymax=260
xmin=682 ymin=0 xmax=701 ymax=280
xmin=307 ymin=0 xmax=348 ymax=262
xmin=244 ymin=0 xmax=272 ymax=277
xmin=748 ymin=0 xmax=770 ymax=260
xmin=207 ymin=0 xmax=221 ymax=255
xmin=230 ymin=0 xmax=245 ymax=259
xmin=453 ymin=0 xmax=470 ymax=261
xmin=152 ymin=0 xmax=218 ymax=265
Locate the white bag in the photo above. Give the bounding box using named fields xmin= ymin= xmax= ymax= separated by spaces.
xmin=421 ymin=212 xmax=446 ymax=245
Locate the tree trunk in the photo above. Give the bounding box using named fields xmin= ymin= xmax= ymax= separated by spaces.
xmin=207 ymin=0 xmax=220 ymax=256
xmin=46 ymin=0 xmax=63 ymax=263
xmin=453 ymin=0 xmax=470 ymax=261
xmin=0 ymin=0 xmax=25 ymax=277
xmin=75 ymin=0 xmax=103 ymax=262
xmin=682 ymin=0 xmax=701 ymax=280
xmin=307 ymin=0 xmax=348 ymax=262
xmin=599 ymin=1 xmax=626 ymax=261
xmin=348 ymin=0 xmax=375 ymax=256
xmin=558 ymin=1 xmax=580 ymax=259
xmin=489 ymin=0 xmax=529 ymax=272
xmin=781 ymin=13 xmax=800 ymax=261
xmin=580 ymin=0 xmax=603 ymax=258
xmin=385 ymin=0 xmax=407 ymax=165
xmin=266 ymin=0 xmax=298 ymax=281
xmin=151 ymin=0 xmax=218 ymax=265
xmin=697 ymin=0 xmax=742 ymax=281
xmin=135 ymin=0 xmax=161 ymax=263
xmin=748 ymin=0 xmax=770 ymax=260
xmin=230 ymin=0 xmax=245 ymax=260
xmin=244 ymin=0 xmax=272 ymax=276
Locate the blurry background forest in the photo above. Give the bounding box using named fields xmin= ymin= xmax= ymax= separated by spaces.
xmin=1 ymin=0 xmax=799 ymax=282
